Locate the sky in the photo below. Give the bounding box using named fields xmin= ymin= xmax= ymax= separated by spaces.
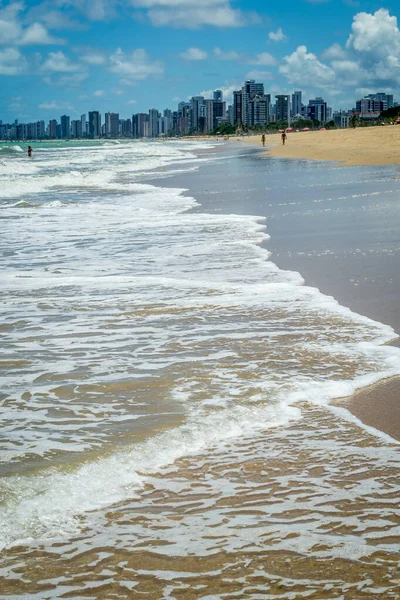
xmin=1 ymin=0 xmax=400 ymax=123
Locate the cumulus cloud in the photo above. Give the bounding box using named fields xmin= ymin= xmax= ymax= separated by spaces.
xmin=249 ymin=52 xmax=277 ymax=66
xmin=277 ymin=8 xmax=400 ymax=100
xmin=41 ymin=50 xmax=82 ymax=72
xmin=0 ymin=4 xmax=65 ymax=46
xmin=79 ymin=50 xmax=107 ymax=65
xmin=93 ymin=89 xmax=105 ymax=96
xmin=180 ymin=47 xmax=208 ymax=60
xmin=56 ymin=0 xmax=119 ymax=21
xmin=213 ymin=47 xmax=240 ymax=60
xmin=0 ymin=47 xmax=27 ymax=74
xmin=109 ymin=47 xmax=164 ymax=82
xmin=130 ymin=0 xmax=261 ymax=28
xmin=18 ymin=23 xmax=65 ymax=45
xmin=268 ymin=27 xmax=286 ymax=42
xmin=279 ymin=45 xmax=335 ymax=88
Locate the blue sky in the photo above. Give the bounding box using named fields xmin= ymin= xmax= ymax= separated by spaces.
xmin=1 ymin=0 xmax=400 ymax=122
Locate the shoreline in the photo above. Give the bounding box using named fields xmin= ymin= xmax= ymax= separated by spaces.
xmin=149 ymin=142 xmax=400 ymax=443
xmin=235 ymin=126 xmax=400 ymax=167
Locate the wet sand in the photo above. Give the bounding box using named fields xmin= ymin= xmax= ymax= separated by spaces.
xmin=239 ymin=125 xmax=400 ymax=167
xmin=151 ymin=144 xmax=400 ymax=442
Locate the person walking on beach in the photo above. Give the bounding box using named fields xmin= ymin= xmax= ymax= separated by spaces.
xmin=281 ymin=131 xmax=287 ymax=145
xmin=261 ymin=134 xmax=266 ymax=147
xmin=27 ymin=146 xmax=32 ymax=158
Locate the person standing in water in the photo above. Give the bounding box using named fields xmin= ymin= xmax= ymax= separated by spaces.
xmin=281 ymin=131 xmax=287 ymax=145
xmin=261 ymin=134 xmax=266 ymax=147
xmin=27 ymin=146 xmax=32 ymax=157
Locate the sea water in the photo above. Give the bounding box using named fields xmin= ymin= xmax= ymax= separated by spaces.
xmin=1 ymin=140 xmax=400 ymax=598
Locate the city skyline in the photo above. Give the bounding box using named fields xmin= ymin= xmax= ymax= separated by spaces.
xmin=1 ymin=1 xmax=400 ymax=123
xmin=2 ymin=84 xmax=397 ymax=140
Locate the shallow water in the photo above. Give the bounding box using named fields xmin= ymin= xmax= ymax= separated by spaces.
xmin=1 ymin=140 xmax=399 ymax=598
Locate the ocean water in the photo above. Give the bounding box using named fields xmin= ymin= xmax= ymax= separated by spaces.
xmin=1 ymin=140 xmax=400 ymax=598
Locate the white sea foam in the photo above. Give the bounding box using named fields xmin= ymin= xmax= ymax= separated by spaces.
xmin=1 ymin=139 xmax=400 ymax=551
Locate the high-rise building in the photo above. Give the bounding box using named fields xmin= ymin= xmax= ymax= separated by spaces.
xmin=80 ymin=113 xmax=87 ymax=136
xmin=233 ymin=90 xmax=243 ymax=126
xmin=248 ymin=95 xmax=268 ymax=126
xmin=205 ymin=99 xmax=214 ymax=132
xmin=105 ymin=112 xmax=120 ymax=137
xmin=275 ymin=95 xmax=290 ymax=123
xmin=227 ymin=104 xmax=234 ymax=125
xmin=291 ymin=91 xmax=302 ymax=117
xmin=88 ymin=111 xmax=101 ymax=137
xmin=191 ymin=96 xmax=205 ymax=132
xmin=308 ymin=97 xmax=327 ymax=123
xmin=133 ymin=113 xmax=149 ymax=138
xmin=121 ymin=118 xmax=132 ymax=137
xmin=48 ymin=119 xmax=57 ymax=139
xmin=37 ymin=120 xmax=45 ymax=138
xmin=71 ymin=120 xmax=80 ymax=138
xmin=60 ymin=114 xmax=70 ymax=138
xmin=148 ymin=109 xmax=159 ymax=137
xmin=213 ymin=90 xmax=223 ymax=102
xmin=366 ymin=93 xmax=394 ymax=110
xmin=242 ymin=81 xmax=264 ymax=125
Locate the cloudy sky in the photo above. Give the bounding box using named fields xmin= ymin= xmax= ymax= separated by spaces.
xmin=1 ymin=0 xmax=400 ymax=122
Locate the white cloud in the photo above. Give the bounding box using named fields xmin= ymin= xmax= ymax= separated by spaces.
xmin=0 ymin=47 xmax=27 ymax=75
xmin=38 ymin=100 xmax=74 ymax=110
xmin=321 ymin=43 xmax=347 ymax=61
xmin=268 ymin=27 xmax=286 ymax=42
xmin=213 ymin=47 xmax=240 ymax=60
xmin=109 ymin=47 xmax=164 ymax=81
xmin=130 ymin=0 xmax=261 ymax=28
xmin=250 ymin=52 xmax=277 ymax=66
xmin=0 ymin=4 xmax=65 ymax=47
xmin=41 ymin=50 xmax=82 ymax=72
xmin=18 ymin=22 xmax=65 ymax=45
xmin=79 ymin=50 xmax=106 ymax=65
xmin=126 ymin=99 xmax=137 ymax=104
xmin=57 ymin=0 xmax=119 ymax=21
xmin=279 ymin=45 xmax=335 ymax=89
xmin=94 ymin=89 xmax=105 ymax=96
xmin=180 ymin=47 xmax=208 ymax=60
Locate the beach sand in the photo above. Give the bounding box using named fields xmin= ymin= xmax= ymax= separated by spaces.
xmin=238 ymin=125 xmax=400 ymax=167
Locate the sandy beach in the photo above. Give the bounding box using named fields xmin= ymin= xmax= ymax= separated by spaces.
xmin=239 ymin=125 xmax=400 ymax=167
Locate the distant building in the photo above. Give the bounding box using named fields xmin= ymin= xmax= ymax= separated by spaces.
xmin=81 ymin=113 xmax=87 ymax=136
xmin=213 ymin=90 xmax=223 ymax=102
xmin=132 ymin=113 xmax=149 ymax=138
xmin=60 ymin=114 xmax=70 ymax=138
xmin=48 ymin=119 xmax=57 ymax=139
xmin=291 ymin=91 xmax=302 ymax=118
xmin=71 ymin=120 xmax=80 ymax=138
xmin=205 ymin=99 xmax=214 ymax=132
xmin=308 ymin=97 xmax=327 ymax=123
xmin=88 ymin=111 xmax=101 ymax=137
xmin=191 ymin=96 xmax=205 ymax=132
xmin=148 ymin=108 xmax=159 ymax=137
xmin=105 ymin=112 xmax=120 ymax=137
xmin=233 ymin=90 xmax=243 ymax=126
xmin=275 ymin=95 xmax=290 ymax=123
xmin=243 ymin=81 xmax=264 ymax=125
